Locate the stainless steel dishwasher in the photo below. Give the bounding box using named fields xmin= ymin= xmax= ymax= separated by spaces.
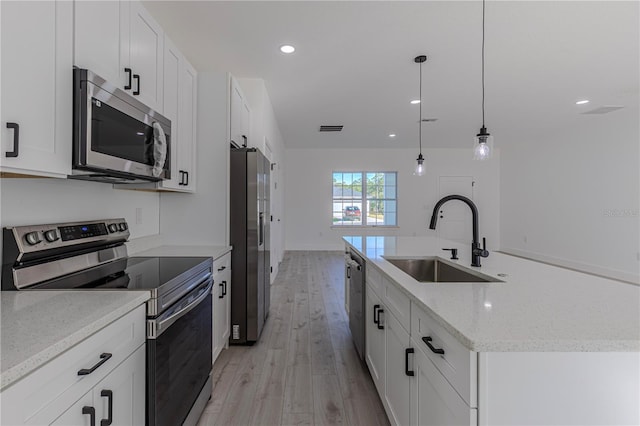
xmin=346 ymin=249 xmax=365 ymax=360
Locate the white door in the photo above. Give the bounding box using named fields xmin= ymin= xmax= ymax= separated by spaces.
xmin=384 ymin=313 xmax=412 ymax=426
xmin=128 ymin=1 xmax=164 ymax=112
xmin=365 ymin=287 xmax=385 ymax=394
xmin=437 ymin=176 xmax=474 ymax=244
xmin=74 ymin=0 xmax=130 ymax=88
xmin=179 ymin=59 xmax=197 ymax=191
xmin=411 ymin=346 xmax=477 ymax=426
xmin=1 ymin=1 xmax=73 ymax=177
xmin=230 ymin=79 xmax=244 ymax=147
xmin=49 ymin=390 xmax=94 ymax=426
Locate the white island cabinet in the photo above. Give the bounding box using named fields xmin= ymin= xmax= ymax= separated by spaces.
xmin=346 ymin=236 xmax=640 ymax=426
xmin=1 ymin=300 xmax=147 ymax=426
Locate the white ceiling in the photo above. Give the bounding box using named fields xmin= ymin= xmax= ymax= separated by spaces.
xmin=143 ymin=1 xmax=639 ymax=149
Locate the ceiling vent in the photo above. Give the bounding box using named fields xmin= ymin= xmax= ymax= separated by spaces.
xmin=421 ymin=118 xmax=438 ymax=122
xmin=581 ymin=105 xmax=624 ymax=115
xmin=319 ymin=125 xmax=343 ymax=132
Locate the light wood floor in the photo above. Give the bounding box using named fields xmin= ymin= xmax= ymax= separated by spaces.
xmin=196 ymin=251 xmax=390 ymax=426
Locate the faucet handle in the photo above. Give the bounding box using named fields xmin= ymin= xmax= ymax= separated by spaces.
xmin=479 ymin=237 xmax=490 ymax=258
xmin=442 ymin=248 xmax=459 ymax=260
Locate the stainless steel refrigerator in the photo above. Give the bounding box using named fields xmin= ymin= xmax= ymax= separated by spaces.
xmin=230 ymin=147 xmax=270 ymax=344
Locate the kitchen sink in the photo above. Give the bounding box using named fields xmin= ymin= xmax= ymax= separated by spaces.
xmin=383 ymin=256 xmax=502 ymax=283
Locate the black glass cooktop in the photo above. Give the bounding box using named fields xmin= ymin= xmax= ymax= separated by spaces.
xmin=31 ymin=256 xmax=211 ymax=290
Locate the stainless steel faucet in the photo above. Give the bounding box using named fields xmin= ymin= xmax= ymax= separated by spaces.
xmin=429 ymin=195 xmax=489 ymax=267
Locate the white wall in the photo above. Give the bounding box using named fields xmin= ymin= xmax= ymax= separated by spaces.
xmin=160 ymin=71 xmax=229 ymax=246
xmin=284 ymin=148 xmax=500 ymax=251
xmin=0 ymin=178 xmax=160 ymax=238
xmin=239 ymin=78 xmax=287 ymax=276
xmin=500 ymin=108 xmax=640 ymax=284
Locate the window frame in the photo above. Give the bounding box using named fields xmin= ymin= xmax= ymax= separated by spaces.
xmin=331 ymin=171 xmax=399 ymax=228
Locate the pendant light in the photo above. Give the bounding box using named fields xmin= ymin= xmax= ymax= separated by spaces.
xmin=414 ymin=55 xmax=427 ymax=176
xmin=474 ymin=0 xmax=493 ymax=161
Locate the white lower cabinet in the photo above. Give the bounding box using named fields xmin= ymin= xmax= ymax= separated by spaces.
xmin=365 ymin=281 xmax=385 ymax=394
xmin=411 ymin=342 xmax=477 ymax=426
xmin=0 ymin=305 xmax=146 ymax=426
xmin=384 ymin=312 xmax=412 ymax=426
xmin=212 ymin=253 xmax=231 ymax=362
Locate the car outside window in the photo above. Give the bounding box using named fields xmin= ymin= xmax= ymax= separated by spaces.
xmin=332 ymin=172 xmax=397 ymax=226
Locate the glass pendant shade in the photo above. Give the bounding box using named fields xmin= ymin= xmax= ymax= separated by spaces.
xmin=414 ymin=154 xmax=425 ymax=176
xmin=474 ymin=127 xmax=493 ymax=160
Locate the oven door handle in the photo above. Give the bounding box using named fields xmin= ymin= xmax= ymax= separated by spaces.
xmin=147 ymin=276 xmax=212 ymax=339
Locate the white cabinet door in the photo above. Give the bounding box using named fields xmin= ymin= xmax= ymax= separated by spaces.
xmin=178 ymin=58 xmax=197 ymax=191
xmin=74 ymin=0 xmax=129 ymax=88
xmin=384 ymin=312 xmax=412 ymax=426
xmin=230 ymin=78 xmax=244 ymax=147
xmin=128 ymin=1 xmax=163 ymax=112
xmin=160 ymin=36 xmax=182 ymax=190
xmin=365 ymin=285 xmax=385 ymax=394
xmin=213 ymin=269 xmax=231 ymax=361
xmin=93 ymin=345 xmax=146 ymax=426
xmin=50 ymin=391 xmax=94 ymax=426
xmin=411 ymin=346 xmax=476 ymax=426
xmin=1 ymin=0 xmax=73 ymax=178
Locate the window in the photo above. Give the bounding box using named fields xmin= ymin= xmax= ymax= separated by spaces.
xmin=332 ymin=172 xmax=397 ymax=226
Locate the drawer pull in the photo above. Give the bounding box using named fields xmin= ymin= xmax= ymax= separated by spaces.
xmin=78 ymin=352 xmax=112 ymax=376
xmin=218 ymin=265 xmax=226 ymax=272
xmin=405 ymin=348 xmax=415 ymax=376
xmin=100 ymin=390 xmax=113 ymax=426
xmin=422 ymin=336 xmax=445 ymax=355
xmin=5 ymin=122 xmax=19 ymax=158
xmin=222 ymin=280 xmax=227 ymax=297
xmin=373 ymin=304 xmax=380 ymax=324
xmin=377 ymin=308 xmax=384 ymax=330
xmin=82 ymin=406 xmax=96 ymax=426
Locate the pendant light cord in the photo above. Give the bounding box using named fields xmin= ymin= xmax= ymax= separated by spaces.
xmin=419 ymin=60 xmax=423 ymax=154
xmin=481 ymin=0 xmax=486 ymax=127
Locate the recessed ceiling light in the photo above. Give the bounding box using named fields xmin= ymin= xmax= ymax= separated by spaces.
xmin=576 ymin=100 xmax=590 ymax=105
xmin=280 ymin=45 xmax=295 ymax=54
xmin=410 ymin=99 xmax=421 ymax=104
xmin=389 ymin=134 xmax=396 ymax=138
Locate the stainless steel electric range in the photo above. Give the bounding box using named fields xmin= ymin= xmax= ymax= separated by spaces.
xmin=2 ymin=219 xmax=213 ymax=426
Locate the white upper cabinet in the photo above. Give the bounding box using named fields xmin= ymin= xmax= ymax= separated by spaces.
xmin=158 ymin=36 xmax=182 ymax=191
xmin=74 ymin=1 xmax=164 ymax=112
xmin=128 ymin=1 xmax=164 ymax=112
xmin=230 ymin=77 xmax=251 ymax=148
xmin=1 ymin=0 xmax=73 ymax=178
xmin=178 ymin=59 xmax=197 ymax=191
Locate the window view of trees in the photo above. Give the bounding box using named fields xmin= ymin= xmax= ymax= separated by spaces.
xmin=332 ymin=172 xmax=397 ymax=226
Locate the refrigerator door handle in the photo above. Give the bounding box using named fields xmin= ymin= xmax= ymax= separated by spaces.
xmin=259 ymin=212 xmax=264 ymax=246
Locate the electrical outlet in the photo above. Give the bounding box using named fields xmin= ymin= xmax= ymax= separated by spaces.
xmin=135 ymin=207 xmax=143 ymax=225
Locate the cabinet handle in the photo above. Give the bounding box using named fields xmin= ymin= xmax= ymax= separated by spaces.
xmin=346 ymin=265 xmax=351 ymax=279
xmin=82 ymin=406 xmax=96 ymax=426
xmin=377 ymin=308 xmax=384 ymax=330
xmin=100 ymin=390 xmax=113 ymax=426
xmin=5 ymin=122 xmax=19 ymax=158
xmin=422 ymin=336 xmax=445 ymax=355
xmin=217 ymin=266 xmax=226 ymax=272
xmin=124 ymin=68 xmax=132 ymax=90
xmin=133 ymin=74 xmax=140 ymax=95
xmin=373 ymin=304 xmax=380 ymax=324
xmin=178 ymin=170 xmax=184 ymax=185
xmin=219 ymin=282 xmax=224 ymax=299
xmin=184 ymin=171 xmax=189 ymax=186
xmin=241 ymin=135 xmax=247 ymax=147
xmin=77 ymin=353 xmax=112 ymax=376
xmin=405 ymin=348 xmax=415 ymax=376
xmin=222 ymin=280 xmax=227 ymax=297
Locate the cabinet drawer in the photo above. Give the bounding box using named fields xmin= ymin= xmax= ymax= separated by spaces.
xmin=411 ymin=302 xmax=477 ymax=407
xmin=213 ymin=253 xmax=231 ymax=279
xmin=1 ymin=305 xmax=146 ymax=425
xmin=366 ymin=264 xmax=383 ymax=297
xmin=384 ymin=277 xmax=411 ymax=333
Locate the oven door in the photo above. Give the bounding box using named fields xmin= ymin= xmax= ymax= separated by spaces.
xmin=74 ymin=68 xmax=171 ymax=180
xmin=147 ymin=277 xmax=212 ymax=426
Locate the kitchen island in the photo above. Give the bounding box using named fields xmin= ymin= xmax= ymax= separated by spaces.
xmin=344 ymin=235 xmax=639 ymax=426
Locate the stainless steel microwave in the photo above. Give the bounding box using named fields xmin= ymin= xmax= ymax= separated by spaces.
xmin=71 ymin=68 xmax=171 ymax=183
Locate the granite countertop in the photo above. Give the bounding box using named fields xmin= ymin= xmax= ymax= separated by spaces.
xmin=344 ymin=236 xmax=640 ymax=352
xmin=133 ymin=244 xmax=231 ymax=259
xmin=1 ymin=291 xmax=150 ymax=391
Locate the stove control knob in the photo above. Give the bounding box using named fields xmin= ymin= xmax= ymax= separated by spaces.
xmin=108 ymin=224 xmax=119 ymax=233
xmin=118 ymin=222 xmax=128 ymax=232
xmin=25 ymin=231 xmax=42 ymax=246
xmin=43 ymin=229 xmax=59 ymax=242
